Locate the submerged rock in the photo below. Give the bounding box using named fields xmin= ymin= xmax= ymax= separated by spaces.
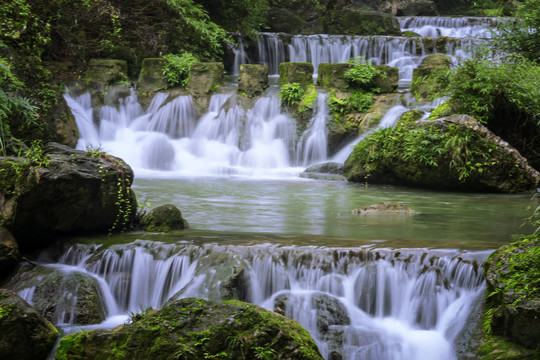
xmin=6 ymin=266 xmax=107 ymax=325
xmin=352 ymin=202 xmax=420 ymax=215
xmin=344 ymin=114 xmax=540 ymax=192
xmin=301 ymin=162 xmax=346 ymax=181
xmin=56 ymin=298 xmax=324 ymax=360
xmin=142 ymin=204 xmax=189 ymax=232
xmin=0 ymin=143 xmax=137 ymax=253
xmin=0 ymin=289 xmax=59 ymax=360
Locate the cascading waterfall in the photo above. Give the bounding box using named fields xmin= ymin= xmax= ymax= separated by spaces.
xmin=23 ymin=241 xmax=487 ymax=360
xmin=297 ymin=93 xmax=329 ymax=166
xmin=398 ymin=16 xmax=507 ymax=38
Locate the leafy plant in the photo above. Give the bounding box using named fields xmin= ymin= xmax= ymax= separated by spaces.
xmin=253 ymin=346 xmax=277 ymax=360
xmin=343 ymin=57 xmax=382 ymax=91
xmin=280 ymin=83 xmax=305 ymax=106
xmin=329 ymin=90 xmax=374 ymax=116
xmin=162 ymin=52 xmax=199 ymax=87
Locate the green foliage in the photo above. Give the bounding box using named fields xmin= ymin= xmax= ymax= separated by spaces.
xmin=351 ymin=122 xmax=498 ymax=182
xmin=329 ymin=90 xmax=374 ymax=117
xmin=343 ymin=57 xmax=381 ymax=91
xmin=280 ymin=83 xmax=305 ymax=106
xmin=298 ymin=85 xmax=317 ymax=113
xmin=253 ymin=346 xmax=277 ymax=360
xmin=492 ymin=0 xmax=540 ymax=63
xmin=444 ymin=55 xmax=540 ymax=125
xmin=197 ymin=0 xmax=270 ymax=36
xmin=161 ymin=52 xmax=199 ymax=87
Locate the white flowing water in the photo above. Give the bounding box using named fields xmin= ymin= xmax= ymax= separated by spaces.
xmin=398 ymin=16 xmax=507 ymax=38
xmin=29 ymin=241 xmax=487 ymax=360
xmin=65 ymin=88 xmax=332 ymax=177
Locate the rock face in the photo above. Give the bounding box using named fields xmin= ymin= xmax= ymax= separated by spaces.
xmin=188 ymin=62 xmax=224 ymax=95
xmin=309 ymin=10 xmax=401 ymax=36
xmin=344 ymin=115 xmax=540 ymax=192
xmin=238 ymin=64 xmax=269 ymax=97
xmin=483 ymin=236 xmax=540 ymax=351
xmin=56 ymin=298 xmax=324 ymax=360
xmin=0 ymin=227 xmax=19 ymax=280
xmin=374 ymin=65 xmax=399 ymax=93
xmin=279 ymin=62 xmax=314 ymax=88
xmin=137 ymin=58 xmax=168 ymax=93
xmin=0 ymin=289 xmax=59 ymax=360
xmin=142 ymin=204 xmax=189 ymax=232
xmin=85 ymin=58 xmax=128 ymax=85
xmin=0 ymin=143 xmax=137 ymax=253
xmin=6 ymin=266 xmax=107 ymax=325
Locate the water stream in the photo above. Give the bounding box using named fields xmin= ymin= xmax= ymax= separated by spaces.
xmin=30 ymin=15 xmax=528 ymax=360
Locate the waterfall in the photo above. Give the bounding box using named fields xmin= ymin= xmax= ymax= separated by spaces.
xmin=35 ymin=241 xmax=487 ymax=360
xmin=65 ymin=88 xmax=320 ymax=177
xmin=297 ymin=93 xmax=329 ymax=166
xmin=398 ymin=16 xmax=507 ymax=38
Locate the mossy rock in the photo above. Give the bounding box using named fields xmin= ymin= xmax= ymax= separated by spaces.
xmin=142 ymin=204 xmax=188 ymax=232
xmin=238 ymin=64 xmax=269 ymax=98
xmin=399 ymin=109 xmax=425 ymax=124
xmin=373 ymin=65 xmax=399 ymax=93
xmin=317 ymin=63 xmax=354 ymax=90
xmin=0 ymin=289 xmax=59 ymax=360
xmin=411 ymin=54 xmax=452 ymax=101
xmin=6 ymin=266 xmax=107 ymax=325
xmin=279 ymin=62 xmax=314 ymax=88
xmin=482 ymin=235 xmax=540 ymax=350
xmin=187 ymin=62 xmax=224 ymax=95
xmin=265 ymin=8 xmax=307 ymax=33
xmin=0 ymin=227 xmax=19 ymax=281
xmin=137 ymin=58 xmax=168 ymax=93
xmin=396 ymin=1 xmax=438 ymax=16
xmin=55 ymin=298 xmax=324 ymax=360
xmin=85 ymin=59 xmax=128 ymax=86
xmin=0 ymin=143 xmax=137 ymax=253
xmin=344 ymin=114 xmax=540 ymax=192
xmin=402 ymin=31 xmax=422 ymax=37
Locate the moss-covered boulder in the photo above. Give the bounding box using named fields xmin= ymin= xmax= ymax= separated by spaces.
xmin=397 ymin=0 xmax=438 ymax=16
xmin=0 ymin=143 xmax=137 ymax=253
xmin=85 ymin=59 xmax=128 ymax=86
xmin=142 ymin=204 xmax=189 ymax=232
xmin=279 ymin=62 xmax=314 ymax=88
xmin=411 ymin=54 xmax=452 ymax=101
xmin=187 ymin=62 xmax=224 ymax=95
xmin=238 ymin=64 xmax=269 ymax=97
xmin=344 ymin=114 xmax=540 ymax=192
xmin=482 ymin=235 xmax=540 ymax=352
xmin=0 ymin=289 xmax=59 ymax=360
xmin=0 ymin=227 xmax=20 ymax=281
xmin=55 ymin=298 xmax=324 ymax=360
xmin=6 ymin=266 xmax=107 ymax=325
xmin=302 ymin=10 xmax=400 ymax=36
xmin=137 ymin=58 xmax=168 ymax=93
xmin=373 ymin=65 xmax=399 ymax=93
xmin=317 ymin=63 xmax=354 ymax=90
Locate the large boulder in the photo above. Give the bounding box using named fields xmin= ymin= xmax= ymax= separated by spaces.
xmin=0 ymin=227 xmax=19 ymax=280
xmin=187 ymin=62 xmax=224 ymax=95
xmin=142 ymin=204 xmax=189 ymax=232
xmin=137 ymin=58 xmax=168 ymax=93
xmin=373 ymin=65 xmax=399 ymax=93
xmin=0 ymin=143 xmax=137 ymax=253
xmin=56 ymin=298 xmax=324 ymax=360
xmin=6 ymin=266 xmax=107 ymax=325
xmin=238 ymin=64 xmax=269 ymax=97
xmin=317 ymin=63 xmax=354 ymax=90
xmin=344 ymin=114 xmax=540 ymax=192
xmin=0 ymin=289 xmax=59 ymax=360
xmin=279 ymin=62 xmax=314 ymax=88
xmin=483 ymin=235 xmax=540 ymax=351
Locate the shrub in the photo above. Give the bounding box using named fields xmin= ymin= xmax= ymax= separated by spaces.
xmin=161 ymin=52 xmax=199 ymax=87
xmin=343 ymin=57 xmax=381 ymax=91
xmin=329 ymin=90 xmax=374 ymax=116
xmin=280 ymin=83 xmax=305 ymax=106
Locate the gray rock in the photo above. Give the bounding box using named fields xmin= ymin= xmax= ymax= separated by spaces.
xmin=142 ymin=204 xmax=188 ymax=232
xmin=188 ymin=62 xmax=224 ymax=95
xmin=238 ymin=64 xmax=269 ymax=97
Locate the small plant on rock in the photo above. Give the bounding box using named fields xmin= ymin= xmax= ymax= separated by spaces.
xmin=280 ymin=82 xmax=305 ymax=106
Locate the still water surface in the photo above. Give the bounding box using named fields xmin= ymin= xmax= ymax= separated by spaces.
xmin=133 ymin=176 xmax=534 ymax=250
